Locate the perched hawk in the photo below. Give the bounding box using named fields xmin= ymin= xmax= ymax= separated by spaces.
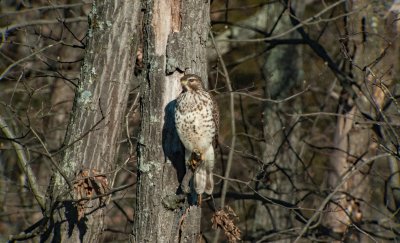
xmin=175 ymin=74 xmax=219 ymax=195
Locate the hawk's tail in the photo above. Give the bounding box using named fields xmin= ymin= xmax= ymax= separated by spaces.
xmin=204 ymin=172 xmax=214 ymax=195
xmin=194 ymin=168 xmax=207 ymax=194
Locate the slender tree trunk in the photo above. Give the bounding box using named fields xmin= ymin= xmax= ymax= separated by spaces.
xmin=42 ymin=1 xmax=141 ymax=242
xmin=134 ymin=0 xmax=210 ymax=242
xmin=258 ymin=2 xmax=305 ymax=241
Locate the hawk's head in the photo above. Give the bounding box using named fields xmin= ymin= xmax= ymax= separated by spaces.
xmin=180 ymin=74 xmax=204 ymax=92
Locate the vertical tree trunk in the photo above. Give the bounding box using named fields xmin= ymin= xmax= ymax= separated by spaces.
xmin=43 ymin=1 xmax=141 ymax=242
xmin=258 ymin=2 xmax=305 ymax=241
xmin=134 ymin=0 xmax=210 ymax=242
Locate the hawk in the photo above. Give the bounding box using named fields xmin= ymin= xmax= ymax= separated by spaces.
xmin=175 ymin=74 xmax=219 ymax=195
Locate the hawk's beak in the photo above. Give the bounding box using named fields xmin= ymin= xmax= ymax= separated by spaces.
xmin=181 ymin=79 xmax=188 ymax=85
xmin=181 ymin=79 xmax=189 ymax=91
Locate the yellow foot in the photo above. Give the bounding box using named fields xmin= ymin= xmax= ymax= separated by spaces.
xmin=189 ymin=149 xmax=203 ymax=171
xmin=197 ymin=194 xmax=202 ymax=207
xmin=192 ymin=149 xmax=202 ymax=161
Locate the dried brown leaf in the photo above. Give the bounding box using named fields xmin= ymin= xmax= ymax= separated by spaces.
xmin=211 ymin=206 xmax=241 ymax=243
xmin=73 ymin=169 xmax=110 ymax=220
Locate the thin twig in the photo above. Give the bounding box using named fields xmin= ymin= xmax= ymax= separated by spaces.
xmin=233 ymin=85 xmax=310 ymax=103
xmin=216 ymin=0 xmax=350 ymax=43
xmin=64 ymin=182 xmax=135 ymax=203
xmin=294 ymin=153 xmax=391 ymax=242
xmin=30 ymin=127 xmax=73 ymax=190
xmin=1 ymin=17 xmax=87 ymax=34
xmin=0 ymin=116 xmax=45 ymax=210
xmin=210 ymin=31 xmax=236 ymax=208
xmin=0 ymin=41 xmax=63 ymax=80
xmin=210 ymin=30 xmax=237 ymax=243
xmin=1 ymin=3 xmax=89 ymax=17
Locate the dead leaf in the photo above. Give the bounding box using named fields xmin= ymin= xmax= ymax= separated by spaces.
xmin=73 ymin=169 xmax=110 ymax=220
xmin=211 ymin=206 xmax=241 ymax=243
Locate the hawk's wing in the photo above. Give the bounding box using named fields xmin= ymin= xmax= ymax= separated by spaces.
xmin=210 ymin=93 xmax=219 ymax=148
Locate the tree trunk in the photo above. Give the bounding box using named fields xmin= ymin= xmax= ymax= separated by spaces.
xmin=258 ymin=1 xmax=305 ymax=241
xmin=42 ymin=1 xmax=141 ymax=242
xmin=134 ymin=0 xmax=210 ymax=242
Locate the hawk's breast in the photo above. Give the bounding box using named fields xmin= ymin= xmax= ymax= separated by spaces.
xmin=175 ymin=90 xmax=216 ymax=152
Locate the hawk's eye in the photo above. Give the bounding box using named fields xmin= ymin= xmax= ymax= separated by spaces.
xmin=189 ymin=79 xmax=195 ymax=82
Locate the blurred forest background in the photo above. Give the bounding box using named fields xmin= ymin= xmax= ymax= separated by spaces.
xmin=1 ymin=0 xmax=400 ymax=242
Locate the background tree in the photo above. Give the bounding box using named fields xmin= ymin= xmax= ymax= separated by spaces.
xmin=323 ymin=1 xmax=400 ymax=241
xmin=47 ymin=1 xmax=141 ymax=241
xmin=1 ymin=0 xmax=140 ymax=241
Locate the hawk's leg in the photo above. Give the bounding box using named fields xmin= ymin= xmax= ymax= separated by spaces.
xmin=181 ymin=148 xmax=209 ymax=207
xmin=191 ymin=148 xmax=207 ymax=196
xmin=197 ymin=194 xmax=202 ymax=207
xmin=190 ymin=148 xmax=203 ymax=171
xmin=181 ymin=149 xmax=204 ymax=194
xmin=181 ymin=150 xmax=192 ymax=193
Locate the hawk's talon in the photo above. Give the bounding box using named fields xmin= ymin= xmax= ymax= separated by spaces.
xmin=189 ymin=149 xmax=203 ymax=171
xmin=197 ymin=194 xmax=202 ymax=207
xmin=192 ymin=149 xmax=202 ymax=161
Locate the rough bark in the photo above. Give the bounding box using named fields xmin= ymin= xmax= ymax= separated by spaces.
xmin=134 ymin=0 xmax=210 ymax=242
xmin=42 ymin=1 xmax=141 ymax=242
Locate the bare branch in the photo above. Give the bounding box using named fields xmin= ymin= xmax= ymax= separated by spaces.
xmin=0 ymin=116 xmax=45 ymax=210
xmin=216 ymin=0 xmax=346 ymax=43
xmin=233 ymin=85 xmax=310 ymax=103
xmin=1 ymin=17 xmax=87 ymax=35
xmin=210 ymin=31 xmax=236 ymax=209
xmin=294 ymin=153 xmax=391 ymax=242
xmin=29 ymin=127 xmax=73 ymax=190
xmin=0 ymin=41 xmax=62 ymax=80
xmin=1 ymin=3 xmax=89 ymax=17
